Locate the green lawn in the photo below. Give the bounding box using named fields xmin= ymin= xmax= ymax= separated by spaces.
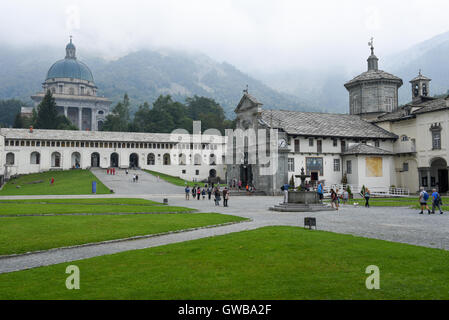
xmin=0 ymin=213 xmax=247 ymax=255
xmin=343 ymin=197 xmax=449 ymax=210
xmin=144 ymin=170 xmax=202 ymax=187
xmin=0 ymin=170 xmax=111 ymax=195
xmin=1 ymin=226 xmax=449 ymax=299
xmin=0 ymin=198 xmax=160 ymax=205
xmin=0 ymin=202 xmax=193 ymax=216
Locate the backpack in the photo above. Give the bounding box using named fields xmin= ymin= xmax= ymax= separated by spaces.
xmin=423 ymin=191 xmax=429 ymax=201
xmin=281 ymin=185 xmax=285 ymax=191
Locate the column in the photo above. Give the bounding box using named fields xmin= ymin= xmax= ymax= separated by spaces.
xmin=78 ymin=107 xmax=82 ymax=131
xmin=427 ymin=170 xmax=431 ymax=190
xmin=64 ymin=106 xmax=68 ymax=118
xmin=91 ymin=108 xmax=95 ymax=131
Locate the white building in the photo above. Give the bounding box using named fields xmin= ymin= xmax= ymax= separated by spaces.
xmin=0 ymin=128 xmax=226 ymax=183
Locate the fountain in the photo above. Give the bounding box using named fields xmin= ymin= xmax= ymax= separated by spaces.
xmin=269 ymin=167 xmax=334 ymax=212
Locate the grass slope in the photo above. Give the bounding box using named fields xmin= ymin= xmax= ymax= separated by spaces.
xmin=144 ymin=170 xmax=200 ymax=187
xmin=1 ymin=226 xmax=448 ymax=299
xmin=0 ymin=213 xmax=247 ymax=255
xmin=0 ymin=170 xmax=111 ymax=195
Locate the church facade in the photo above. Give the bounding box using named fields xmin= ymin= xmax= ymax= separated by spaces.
xmin=227 ymin=42 xmax=449 ymax=195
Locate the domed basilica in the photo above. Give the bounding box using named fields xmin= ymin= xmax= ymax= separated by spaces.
xmin=31 ymin=37 xmax=111 ymax=131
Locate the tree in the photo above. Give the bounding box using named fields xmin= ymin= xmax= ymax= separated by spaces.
xmin=102 ymin=93 xmax=132 ymax=132
xmin=33 ymin=90 xmax=76 ymax=130
xmin=0 ymin=99 xmax=27 ymax=127
xmin=34 ymin=90 xmax=59 ymax=129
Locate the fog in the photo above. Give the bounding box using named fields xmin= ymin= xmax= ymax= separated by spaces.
xmin=1 ymin=0 xmax=449 ymax=73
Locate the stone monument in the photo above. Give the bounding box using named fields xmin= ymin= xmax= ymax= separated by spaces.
xmin=270 ymin=167 xmax=334 ymax=212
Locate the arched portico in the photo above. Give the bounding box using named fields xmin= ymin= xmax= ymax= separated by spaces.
xmin=431 ymin=157 xmax=448 ymax=192
xmin=110 ymin=153 xmax=119 ymax=168
xmin=71 ymin=152 xmax=81 ymax=168
xmin=91 ymin=152 xmax=100 ymax=167
xmin=130 ymin=153 xmax=139 ymax=168
xmin=420 ymin=157 xmax=448 ymax=192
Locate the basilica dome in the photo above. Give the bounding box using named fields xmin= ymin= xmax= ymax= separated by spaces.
xmin=46 ymin=38 xmax=94 ymax=83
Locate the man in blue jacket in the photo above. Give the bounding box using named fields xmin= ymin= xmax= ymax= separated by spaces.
xmin=431 ymin=188 xmax=444 ymax=214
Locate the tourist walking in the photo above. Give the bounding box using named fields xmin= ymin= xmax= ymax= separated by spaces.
xmin=419 ymin=187 xmax=431 ymax=214
xmin=317 ymin=182 xmax=324 ymax=204
xmin=431 ymin=189 xmax=444 ymax=214
xmin=330 ymin=189 xmax=339 ymax=210
xmin=343 ymin=189 xmax=349 ymax=205
xmin=197 ymin=187 xmax=201 ymax=200
xmin=202 ymin=188 xmax=206 ymax=199
xmin=214 ymin=187 xmax=221 ymax=206
xmin=364 ymin=188 xmax=371 ymax=208
xmin=207 ymin=186 xmax=212 ymax=200
xmin=282 ymin=183 xmax=290 ymax=203
xmin=223 ymin=187 xmax=229 ymax=207
xmin=132 ymin=174 xmax=136 ymax=183
xmin=238 ymin=180 xmax=242 ymax=191
xmin=185 ymin=186 xmax=190 ymax=200
xmin=135 ymin=174 xmax=138 ymax=182
xmin=192 ymin=186 xmax=196 ymax=199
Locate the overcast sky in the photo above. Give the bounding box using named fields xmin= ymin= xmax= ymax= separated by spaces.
xmin=1 ymin=0 xmax=449 ymax=73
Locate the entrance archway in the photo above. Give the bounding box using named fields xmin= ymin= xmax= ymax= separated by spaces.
xmin=430 ymin=157 xmax=448 ymax=192
xmin=71 ymin=152 xmax=81 ymax=168
xmin=110 ymin=153 xmax=119 ymax=168
xmin=129 ymin=153 xmax=139 ymax=168
xmin=51 ymin=152 xmax=61 ymax=168
xmin=91 ymin=152 xmax=100 ymax=167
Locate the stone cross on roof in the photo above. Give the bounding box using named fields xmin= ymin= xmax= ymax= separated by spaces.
xmin=368 ymin=37 xmax=374 ymax=55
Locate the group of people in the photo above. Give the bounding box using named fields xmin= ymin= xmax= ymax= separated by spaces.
xmin=106 ymin=168 xmax=116 ymax=175
xmin=419 ymin=187 xmax=444 ymax=214
xmin=185 ymin=184 xmax=230 ymax=207
xmin=329 ymin=187 xmax=350 ymax=210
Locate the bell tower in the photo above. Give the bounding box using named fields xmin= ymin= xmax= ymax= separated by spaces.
xmin=410 ymin=70 xmax=431 ymax=103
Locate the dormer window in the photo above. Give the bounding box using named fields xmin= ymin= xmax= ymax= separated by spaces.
xmin=423 ymin=84 xmax=428 ymax=96
xmin=401 ymin=135 xmax=409 ymax=142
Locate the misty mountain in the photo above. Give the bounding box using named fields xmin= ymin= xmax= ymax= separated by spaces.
xmin=254 ymin=30 xmax=449 ymax=113
xmin=0 ymin=46 xmax=311 ymax=118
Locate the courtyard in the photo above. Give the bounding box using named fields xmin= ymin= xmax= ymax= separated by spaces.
xmin=0 ymin=169 xmax=448 ymax=299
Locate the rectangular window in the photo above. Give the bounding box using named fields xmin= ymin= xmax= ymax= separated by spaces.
xmin=309 ymin=138 xmax=314 ymax=147
xmin=403 ymin=163 xmax=409 ymax=172
xmin=333 ymin=159 xmax=340 ymax=172
xmin=195 ymin=170 xmax=199 ymax=175
xmin=432 ymin=131 xmax=441 ymax=150
xmin=317 ymin=140 xmax=322 ymax=153
xmin=346 ymin=160 xmax=352 ymax=174
xmin=288 ymin=158 xmax=295 ymax=172
xmin=341 ymin=141 xmax=346 ymax=152
xmin=333 ymin=139 xmax=338 ymax=147
xmin=182 ymin=170 xmax=186 ymax=174
xmin=294 ymin=139 xmax=300 ymax=153
xmin=422 ymin=176 xmax=428 ymax=187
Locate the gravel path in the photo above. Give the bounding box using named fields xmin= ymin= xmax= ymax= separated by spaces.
xmin=1 ymin=186 xmax=449 ymax=274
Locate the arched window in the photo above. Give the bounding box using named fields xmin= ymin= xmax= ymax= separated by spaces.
xmin=209 ymin=154 xmax=216 ymax=166
xmin=179 ymin=153 xmax=186 ymax=165
xmin=194 ymin=154 xmax=202 ymax=166
xmin=6 ymin=153 xmax=15 ymax=165
xmin=401 ymin=135 xmax=409 ymax=142
xmin=163 ymin=153 xmax=171 ymax=165
xmin=147 ymin=153 xmax=155 ymax=165
xmin=30 ymin=152 xmax=40 ymax=165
